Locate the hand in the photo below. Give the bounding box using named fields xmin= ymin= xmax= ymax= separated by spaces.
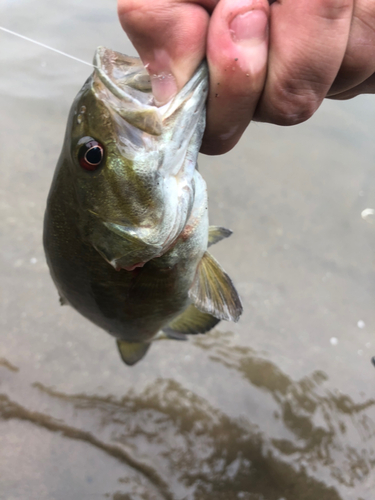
xmin=118 ymin=0 xmax=375 ymax=155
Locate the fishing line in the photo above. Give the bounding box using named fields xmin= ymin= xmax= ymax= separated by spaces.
xmin=0 ymin=26 xmax=97 ymax=68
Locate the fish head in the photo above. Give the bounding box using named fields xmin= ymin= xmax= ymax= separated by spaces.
xmin=63 ymin=47 xmax=208 ymax=271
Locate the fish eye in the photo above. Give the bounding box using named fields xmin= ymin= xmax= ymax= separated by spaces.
xmin=78 ymin=139 xmax=104 ymax=171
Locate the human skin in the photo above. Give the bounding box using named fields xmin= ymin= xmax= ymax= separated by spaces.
xmin=118 ymin=0 xmax=375 ymax=155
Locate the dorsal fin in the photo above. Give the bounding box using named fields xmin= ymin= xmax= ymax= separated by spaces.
xmin=189 ymin=252 xmax=242 ymax=322
xmin=208 ymin=226 xmax=233 ymax=247
xmin=163 ymin=304 xmax=220 ymax=336
xmin=116 ymin=340 xmax=151 ymax=366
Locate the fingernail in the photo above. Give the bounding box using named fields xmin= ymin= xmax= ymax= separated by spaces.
xmin=230 ymin=10 xmax=268 ymax=43
xmin=150 ymin=72 xmax=178 ymax=106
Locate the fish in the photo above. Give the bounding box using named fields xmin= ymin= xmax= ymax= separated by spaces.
xmin=43 ymin=47 xmax=242 ymax=366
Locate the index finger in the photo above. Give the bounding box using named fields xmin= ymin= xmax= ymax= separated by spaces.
xmin=118 ymin=0 xmax=217 ymax=104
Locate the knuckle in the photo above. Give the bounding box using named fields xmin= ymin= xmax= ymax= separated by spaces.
xmin=267 ymin=84 xmax=321 ymax=125
xmin=118 ymin=0 xmax=171 ymax=32
xmin=354 ymin=4 xmax=375 ymax=38
xmin=315 ymin=0 xmax=353 ymax=21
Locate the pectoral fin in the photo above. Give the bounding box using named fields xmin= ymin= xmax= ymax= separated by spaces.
xmin=163 ymin=304 xmax=220 ymax=336
xmin=116 ymin=340 xmax=151 ymax=366
xmin=189 ymin=252 xmax=243 ymax=322
xmin=208 ymin=226 xmax=233 ymax=247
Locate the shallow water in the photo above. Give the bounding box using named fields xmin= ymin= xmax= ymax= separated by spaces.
xmin=1 ymin=2 xmax=375 ymax=499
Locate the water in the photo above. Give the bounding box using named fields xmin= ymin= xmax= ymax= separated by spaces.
xmin=1 ymin=1 xmax=375 ymax=499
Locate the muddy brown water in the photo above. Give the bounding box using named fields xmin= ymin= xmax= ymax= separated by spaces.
xmin=1 ymin=1 xmax=375 ymax=499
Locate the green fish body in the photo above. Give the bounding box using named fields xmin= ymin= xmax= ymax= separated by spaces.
xmin=44 ymin=48 xmax=242 ymax=365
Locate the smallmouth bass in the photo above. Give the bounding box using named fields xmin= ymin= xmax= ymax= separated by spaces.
xmin=43 ymin=47 xmax=242 ymax=366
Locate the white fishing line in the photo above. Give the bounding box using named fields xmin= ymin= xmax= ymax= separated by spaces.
xmin=0 ymin=26 xmax=97 ymax=68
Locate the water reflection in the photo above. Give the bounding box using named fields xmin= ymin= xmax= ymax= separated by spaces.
xmin=0 ymin=357 xmax=19 ymax=372
xmin=196 ymin=332 xmax=375 ymax=490
xmin=2 ymin=332 xmax=374 ymax=499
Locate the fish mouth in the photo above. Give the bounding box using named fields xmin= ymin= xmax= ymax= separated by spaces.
xmin=93 ymin=47 xmax=162 ymax=136
xmin=93 ymin=46 xmax=208 ymax=139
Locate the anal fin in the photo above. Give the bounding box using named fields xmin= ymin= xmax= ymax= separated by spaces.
xmin=116 ymin=340 xmax=151 ymax=366
xmin=189 ymin=251 xmax=243 ymax=322
xmin=163 ymin=304 xmax=220 ymax=336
